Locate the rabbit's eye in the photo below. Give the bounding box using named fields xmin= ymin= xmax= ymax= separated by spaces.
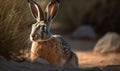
xmin=41 ymin=25 xmax=45 ymax=30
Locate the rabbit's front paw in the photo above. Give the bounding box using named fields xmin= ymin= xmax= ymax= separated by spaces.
xmin=34 ymin=57 xmax=49 ymax=64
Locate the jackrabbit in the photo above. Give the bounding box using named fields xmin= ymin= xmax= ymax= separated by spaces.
xmin=28 ymin=0 xmax=78 ymax=68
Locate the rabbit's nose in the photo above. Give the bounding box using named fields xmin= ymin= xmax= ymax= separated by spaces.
xmin=32 ymin=35 xmax=35 ymax=38
xmin=31 ymin=34 xmax=37 ymax=39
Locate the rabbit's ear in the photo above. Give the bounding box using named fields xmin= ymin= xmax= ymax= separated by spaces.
xmin=45 ymin=0 xmax=59 ymax=22
xmin=28 ymin=0 xmax=44 ymax=22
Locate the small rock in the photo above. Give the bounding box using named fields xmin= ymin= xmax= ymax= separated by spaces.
xmin=72 ymin=25 xmax=96 ymax=39
xmin=94 ymin=32 xmax=120 ymax=54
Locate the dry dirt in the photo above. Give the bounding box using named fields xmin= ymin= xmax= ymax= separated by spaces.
xmin=66 ymin=37 xmax=120 ymax=68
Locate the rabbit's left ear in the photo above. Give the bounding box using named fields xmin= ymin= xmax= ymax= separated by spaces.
xmin=28 ymin=0 xmax=44 ymax=22
xmin=45 ymin=0 xmax=59 ymax=22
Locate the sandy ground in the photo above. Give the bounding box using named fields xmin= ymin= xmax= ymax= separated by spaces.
xmin=65 ymin=37 xmax=120 ymax=68
xmin=77 ymin=52 xmax=120 ymax=68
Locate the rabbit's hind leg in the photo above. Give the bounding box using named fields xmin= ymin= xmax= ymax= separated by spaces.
xmin=64 ymin=52 xmax=78 ymax=68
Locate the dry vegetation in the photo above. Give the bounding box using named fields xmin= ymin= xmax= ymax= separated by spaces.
xmin=0 ymin=0 xmax=32 ymax=59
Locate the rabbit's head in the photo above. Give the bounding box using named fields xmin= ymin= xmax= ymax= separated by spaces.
xmin=28 ymin=0 xmax=59 ymax=42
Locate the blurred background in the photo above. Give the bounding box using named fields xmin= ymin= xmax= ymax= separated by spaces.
xmin=0 ymin=0 xmax=120 ymax=67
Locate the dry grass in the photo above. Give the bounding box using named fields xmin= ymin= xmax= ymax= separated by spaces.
xmin=0 ymin=0 xmax=34 ymax=59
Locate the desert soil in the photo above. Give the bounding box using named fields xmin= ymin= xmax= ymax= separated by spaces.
xmin=65 ymin=36 xmax=120 ymax=68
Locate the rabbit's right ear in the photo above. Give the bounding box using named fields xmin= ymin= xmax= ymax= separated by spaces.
xmin=28 ymin=0 xmax=44 ymax=22
xmin=45 ymin=0 xmax=59 ymax=22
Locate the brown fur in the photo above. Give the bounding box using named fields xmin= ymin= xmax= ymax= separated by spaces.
xmin=30 ymin=36 xmax=78 ymax=67
xmin=31 ymin=37 xmax=63 ymax=66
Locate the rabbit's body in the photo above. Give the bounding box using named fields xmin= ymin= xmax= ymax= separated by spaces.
xmin=31 ymin=35 xmax=78 ymax=67
xmin=28 ymin=0 xmax=78 ymax=67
